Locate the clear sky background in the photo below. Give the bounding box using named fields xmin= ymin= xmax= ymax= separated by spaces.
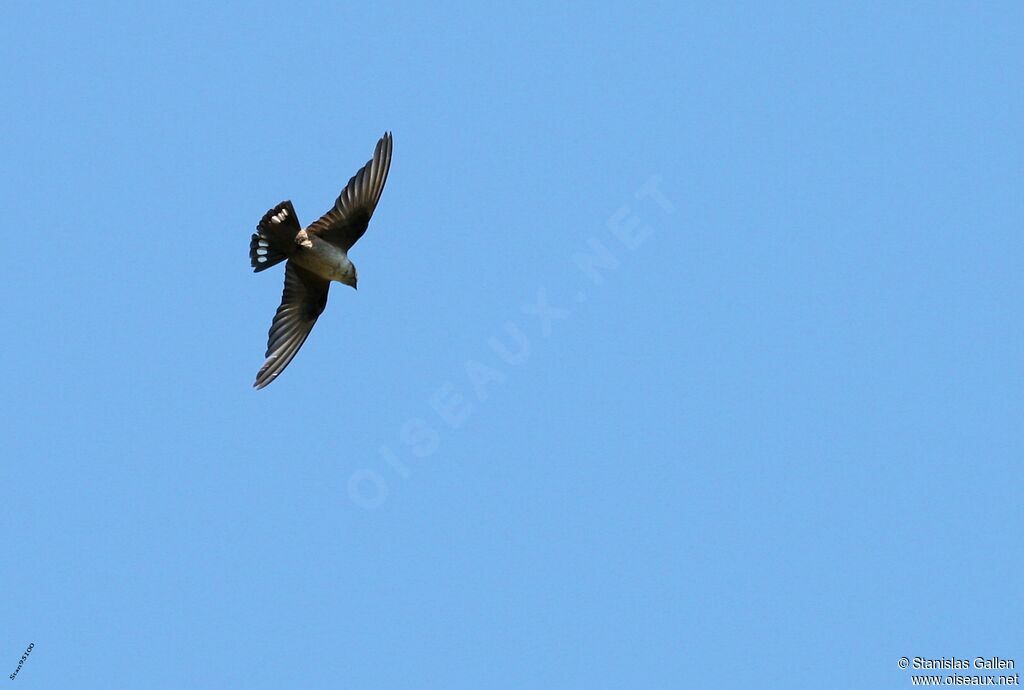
xmin=2 ymin=2 xmax=1022 ymax=688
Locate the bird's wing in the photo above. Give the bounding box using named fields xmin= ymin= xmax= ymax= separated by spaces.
xmin=305 ymin=132 xmax=393 ymax=251
xmin=254 ymin=261 xmax=330 ymax=389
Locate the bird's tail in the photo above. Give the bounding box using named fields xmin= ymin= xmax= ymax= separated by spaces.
xmin=250 ymin=200 xmax=301 ymax=272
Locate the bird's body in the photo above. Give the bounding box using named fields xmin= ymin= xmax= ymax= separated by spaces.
xmin=292 ymin=228 xmax=357 ymax=285
xmin=249 ymin=132 xmax=393 ymax=389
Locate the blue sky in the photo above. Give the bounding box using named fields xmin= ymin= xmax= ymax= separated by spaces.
xmin=2 ymin=2 xmax=1022 ymax=688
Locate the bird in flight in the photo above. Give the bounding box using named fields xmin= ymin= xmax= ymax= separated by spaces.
xmin=249 ymin=132 xmax=393 ymax=389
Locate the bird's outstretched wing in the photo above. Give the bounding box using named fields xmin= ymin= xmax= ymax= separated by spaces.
xmin=254 ymin=261 xmax=330 ymax=389
xmin=305 ymin=132 xmax=393 ymax=251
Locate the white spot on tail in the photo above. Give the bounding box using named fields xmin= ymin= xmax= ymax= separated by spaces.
xmin=272 ymin=209 xmax=289 ymax=223
xmin=258 ymin=256 xmax=267 ymax=263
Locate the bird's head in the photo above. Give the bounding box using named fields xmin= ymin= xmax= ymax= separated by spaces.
xmin=344 ymin=265 xmax=358 ymax=290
